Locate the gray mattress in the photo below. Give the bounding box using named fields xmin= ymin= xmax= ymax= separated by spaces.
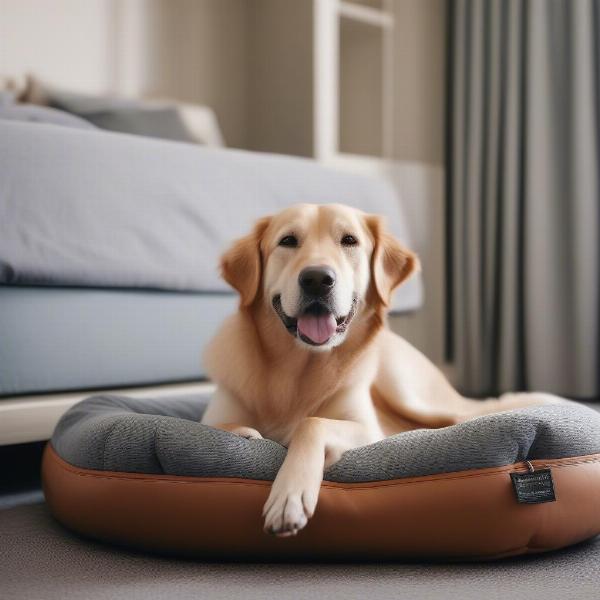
xmin=0 ymin=120 xmax=422 ymax=312
xmin=0 ymin=286 xmax=236 ymax=396
xmin=52 ymin=394 xmax=600 ymax=482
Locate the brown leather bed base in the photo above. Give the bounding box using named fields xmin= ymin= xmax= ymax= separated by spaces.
xmin=42 ymin=444 xmax=600 ymax=561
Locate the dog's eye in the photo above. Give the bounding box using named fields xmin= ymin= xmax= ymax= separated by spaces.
xmin=341 ymin=234 xmax=358 ymax=246
xmin=278 ymin=235 xmax=298 ymax=248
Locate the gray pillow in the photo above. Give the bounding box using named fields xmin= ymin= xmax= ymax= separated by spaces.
xmin=83 ymin=106 xmax=197 ymax=143
xmin=48 ymin=89 xmax=137 ymax=114
xmin=0 ymin=103 xmax=96 ymax=129
xmin=49 ymin=89 xmax=196 ymax=143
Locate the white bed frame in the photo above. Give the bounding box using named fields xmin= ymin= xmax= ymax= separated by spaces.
xmin=0 ymin=381 xmax=215 ymax=446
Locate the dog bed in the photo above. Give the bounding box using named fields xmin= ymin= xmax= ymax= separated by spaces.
xmin=42 ymin=394 xmax=600 ymax=560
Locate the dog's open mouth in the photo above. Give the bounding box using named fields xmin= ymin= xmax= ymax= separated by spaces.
xmin=272 ymin=295 xmax=357 ymax=346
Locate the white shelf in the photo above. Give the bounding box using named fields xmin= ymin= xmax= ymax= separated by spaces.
xmin=0 ymin=381 xmax=215 ymax=445
xmin=314 ymin=0 xmax=395 ymax=161
xmin=339 ymin=1 xmax=394 ymax=29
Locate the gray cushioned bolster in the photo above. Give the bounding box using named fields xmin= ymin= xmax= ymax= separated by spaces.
xmin=51 ymin=395 xmax=600 ymax=483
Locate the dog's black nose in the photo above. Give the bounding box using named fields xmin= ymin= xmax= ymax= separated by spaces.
xmin=299 ymin=266 xmax=336 ymax=298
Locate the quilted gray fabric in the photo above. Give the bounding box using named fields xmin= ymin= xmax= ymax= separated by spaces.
xmin=51 ymin=394 xmax=600 ymax=483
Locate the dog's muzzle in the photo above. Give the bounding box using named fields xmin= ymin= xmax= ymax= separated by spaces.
xmin=272 ymin=294 xmax=357 ymax=347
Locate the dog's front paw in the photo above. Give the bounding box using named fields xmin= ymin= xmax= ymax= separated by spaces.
xmin=262 ymin=480 xmax=319 ymax=537
xmin=229 ymin=426 xmax=263 ymax=440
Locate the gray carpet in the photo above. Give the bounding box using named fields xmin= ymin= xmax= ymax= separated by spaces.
xmin=1 ymin=502 xmax=599 ymax=600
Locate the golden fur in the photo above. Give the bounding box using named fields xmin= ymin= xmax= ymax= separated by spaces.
xmin=202 ymin=203 xmax=566 ymax=536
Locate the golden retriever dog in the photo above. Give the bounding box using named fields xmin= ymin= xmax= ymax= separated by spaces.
xmin=202 ymin=203 xmax=564 ymax=537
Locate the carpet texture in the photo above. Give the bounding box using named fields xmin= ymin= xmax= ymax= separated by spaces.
xmin=1 ymin=502 xmax=599 ymax=600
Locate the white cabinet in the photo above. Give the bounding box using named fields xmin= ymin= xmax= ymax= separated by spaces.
xmin=315 ymin=0 xmax=395 ymax=161
xmin=248 ymin=0 xmax=395 ymax=163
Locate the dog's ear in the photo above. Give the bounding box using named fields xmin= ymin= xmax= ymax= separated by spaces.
xmin=366 ymin=215 xmax=420 ymax=307
xmin=221 ymin=217 xmax=271 ymax=307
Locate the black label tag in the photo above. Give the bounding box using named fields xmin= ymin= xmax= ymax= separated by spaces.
xmin=510 ymin=468 xmax=556 ymax=504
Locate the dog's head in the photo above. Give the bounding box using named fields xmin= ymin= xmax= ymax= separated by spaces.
xmin=221 ymin=204 xmax=418 ymax=350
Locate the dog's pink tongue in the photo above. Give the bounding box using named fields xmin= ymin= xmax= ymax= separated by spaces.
xmin=297 ymin=313 xmax=337 ymax=344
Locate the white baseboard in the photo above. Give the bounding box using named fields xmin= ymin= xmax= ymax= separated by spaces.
xmin=0 ymin=381 xmax=216 ymax=446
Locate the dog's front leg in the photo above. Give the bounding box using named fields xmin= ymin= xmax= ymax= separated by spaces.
xmin=201 ymin=387 xmax=263 ymax=439
xmin=262 ymin=417 xmax=371 ymax=537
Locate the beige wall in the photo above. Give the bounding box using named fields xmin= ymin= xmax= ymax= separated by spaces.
xmin=0 ymin=0 xmax=249 ymax=149
xmin=140 ymin=0 xmax=249 ymax=148
xmin=339 ymin=18 xmax=384 ymax=157
xmin=0 ymin=0 xmax=117 ymax=93
xmin=393 ymin=0 xmax=446 ymax=165
xmin=388 ymin=1 xmax=447 ymax=362
xmin=246 ymin=0 xmax=314 ymax=156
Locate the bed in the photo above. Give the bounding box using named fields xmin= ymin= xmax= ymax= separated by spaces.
xmin=0 ymin=119 xmax=421 ymax=444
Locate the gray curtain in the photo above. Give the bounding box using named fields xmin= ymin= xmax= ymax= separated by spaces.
xmin=448 ymin=0 xmax=599 ymax=398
